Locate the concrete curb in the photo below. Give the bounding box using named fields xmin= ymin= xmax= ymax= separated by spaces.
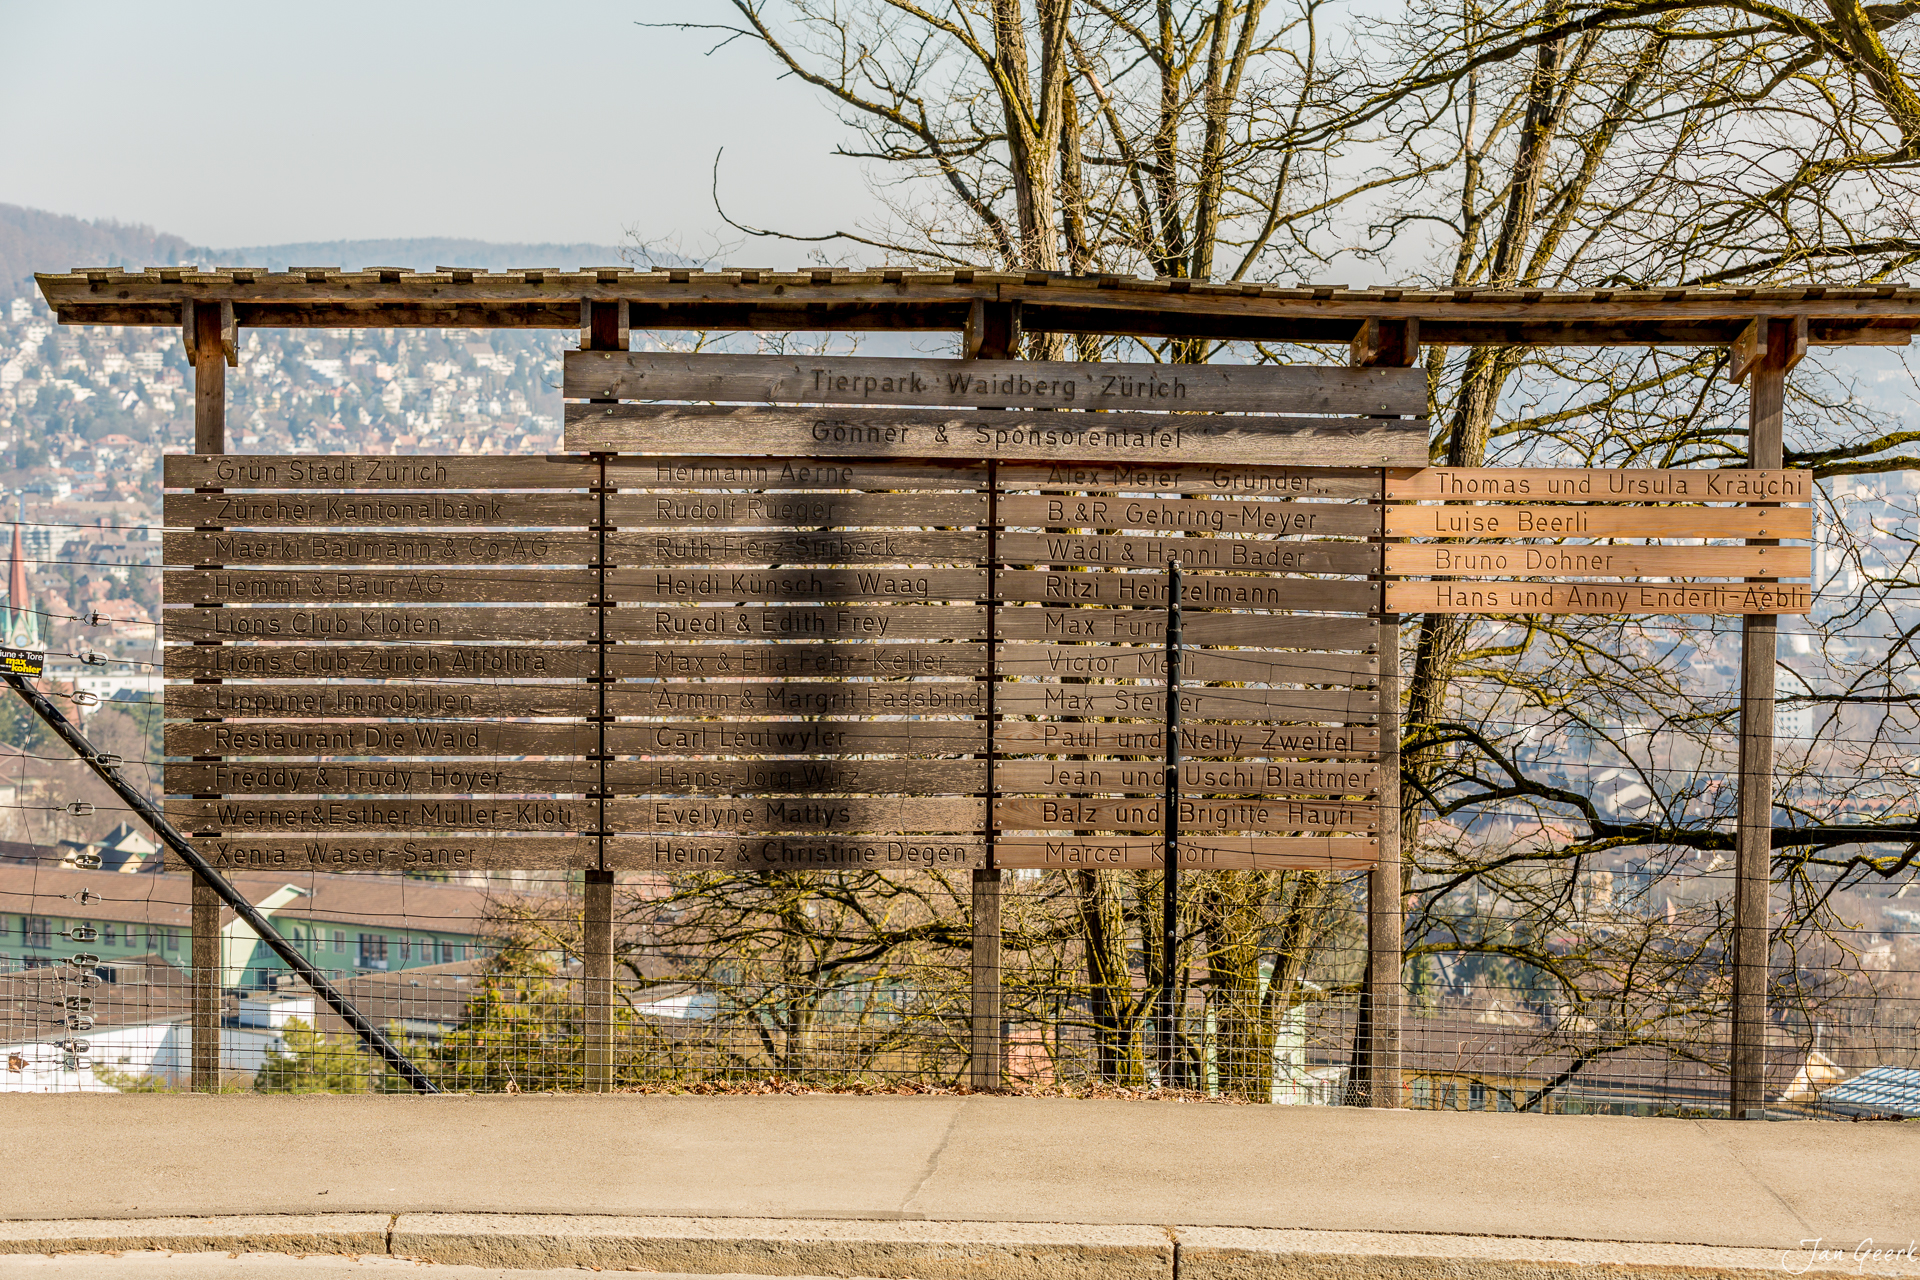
xmin=2 ymin=1215 xmax=1912 ymax=1277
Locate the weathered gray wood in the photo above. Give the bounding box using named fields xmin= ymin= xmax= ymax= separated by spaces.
xmin=568 ymin=406 xmax=1429 ymax=468
xmin=998 ymin=531 xmax=1375 ymax=574
xmin=608 ymin=605 xmax=989 ymax=642
xmin=165 ymin=492 xmax=594 ymax=528
xmin=996 ymin=685 xmax=1378 ymax=720
xmin=165 ymin=530 xmax=603 ymax=567
xmin=609 ymin=567 xmax=987 ymax=604
xmin=1000 ymin=494 xmax=1378 ymax=536
xmin=1386 ymin=580 xmax=1813 ymax=615
xmin=610 ymin=719 xmax=987 ymax=755
xmin=165 ymin=454 xmax=601 ymax=490
xmin=165 ymin=682 xmax=595 ymax=719
xmin=1384 ymin=505 xmax=1814 ymax=539
xmin=996 ymin=759 xmax=1382 ymax=795
xmin=1383 ymin=543 xmax=1811 ymax=578
xmin=167 ymin=796 xmax=593 ymax=833
xmin=565 ymin=351 xmax=1430 ymax=414
xmin=998 ymin=569 xmax=1378 ymax=612
xmin=993 ymin=835 xmax=1378 ymax=870
xmin=166 ymin=569 xmax=597 ymax=605
xmin=995 ymin=644 xmax=1377 ymax=683
xmin=998 ymin=462 xmax=1381 ymax=497
xmin=608 ymin=643 xmax=986 ymax=680
xmin=165 ymin=760 xmax=602 ymax=795
xmin=608 ymin=531 xmax=986 ymax=566
xmin=606 ymin=758 xmax=987 ymax=796
xmin=606 ymin=834 xmax=986 ymax=872
xmin=607 ymin=795 xmax=982 ymax=833
xmin=162 ymin=606 xmax=599 ymax=642
xmin=1385 ymin=467 xmax=1811 ymax=502
xmin=165 ymin=644 xmax=598 ymax=680
xmin=993 ymin=796 xmax=1378 ymax=832
xmin=996 ymin=609 xmax=1377 ymax=647
xmin=607 ymin=491 xmax=985 ymax=528
xmin=165 ymin=721 xmax=599 ymax=757
xmin=995 ymin=721 xmax=1379 ymax=757
xmin=608 ymin=455 xmax=986 ymax=490
xmin=171 ymin=835 xmax=596 ymax=873
xmin=611 ymin=681 xmax=985 ymax=717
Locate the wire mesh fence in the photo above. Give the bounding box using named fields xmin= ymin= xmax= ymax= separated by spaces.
xmin=4 ymin=863 xmax=1915 ymax=1116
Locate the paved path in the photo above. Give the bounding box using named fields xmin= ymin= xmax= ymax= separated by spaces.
xmin=0 ymin=1096 xmax=1913 ymax=1275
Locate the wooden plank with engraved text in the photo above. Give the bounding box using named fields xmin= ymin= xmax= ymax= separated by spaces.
xmin=996 ymin=609 xmax=1377 ymax=647
xmin=607 ymin=795 xmax=981 ymax=833
xmin=607 ymin=643 xmax=985 ymax=680
xmin=165 ymin=644 xmax=598 ymax=681
xmin=161 ymin=606 xmax=598 ymax=643
xmin=610 ymin=719 xmax=987 ymax=756
xmin=164 ymin=530 xmax=603 ymax=567
xmin=1384 ymin=505 xmax=1814 ymax=539
xmin=165 ymin=721 xmax=599 ymax=757
xmin=567 ymin=406 xmax=1429 ymax=468
xmin=608 ymin=530 xmax=986 ymax=566
xmin=609 ymin=567 xmax=988 ymax=604
xmin=165 ymin=492 xmax=593 ymax=528
xmin=165 ymin=682 xmax=595 ymax=720
xmin=995 ymin=796 xmax=1377 ymax=832
xmin=165 ymin=454 xmax=600 ymax=491
xmin=563 ymin=351 xmax=1430 ymax=415
xmin=1386 ymin=580 xmax=1814 ymax=615
xmin=996 ymin=759 xmax=1382 ymax=795
xmin=1385 ymin=468 xmax=1812 ymax=503
xmin=995 ymin=644 xmax=1376 ymax=684
xmin=607 ymin=456 xmax=986 ymax=491
xmin=1000 ymin=494 xmax=1378 ymax=537
xmin=169 ymin=835 xmax=596 ymax=874
xmin=999 ymin=531 xmax=1375 ymax=574
xmin=605 ymin=834 xmax=987 ymax=872
xmin=998 ymin=463 xmax=1381 ymax=498
xmin=1383 ymin=544 xmax=1811 ymax=578
xmin=611 ymin=681 xmax=984 ymax=717
xmin=166 ymin=761 xmax=602 ymax=796
xmin=994 ymin=721 xmax=1379 ymax=758
xmin=993 ymin=835 xmax=1378 ymax=870
xmin=167 ymin=796 xmax=595 ymax=833
xmin=609 ymin=605 xmax=988 ymax=642
xmin=998 ymin=569 xmax=1378 ymax=612
xmin=166 ymin=569 xmax=598 ymax=605
xmin=605 ymin=491 xmax=985 ymax=529
xmin=997 ymin=684 xmax=1378 ymax=721
xmin=606 ymin=758 xmax=987 ymax=797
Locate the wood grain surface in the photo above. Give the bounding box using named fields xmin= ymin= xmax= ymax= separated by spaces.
xmin=1000 ymin=494 xmax=1378 ymax=536
xmin=608 ymin=719 xmax=987 ymax=755
xmin=165 ymin=760 xmax=603 ymax=796
xmin=165 ymin=569 xmax=597 ymax=605
xmin=163 ymin=530 xmax=602 ymax=567
xmin=1385 ymin=580 xmax=1814 ymax=614
xmin=994 ymin=759 xmax=1382 ymax=795
xmin=608 ymin=643 xmax=986 ymax=679
xmin=606 ymin=795 xmax=982 ymax=833
xmin=164 ymin=682 xmax=595 ymax=719
xmin=164 ymin=644 xmax=599 ymax=680
xmin=165 ymin=492 xmax=593 ymax=528
xmin=994 ymin=643 xmax=1377 ymax=683
xmin=161 ymin=606 xmax=599 ymax=642
xmin=607 ymin=605 xmax=989 ymax=642
xmin=605 ymin=834 xmax=986 ymax=872
xmin=996 ymin=609 xmax=1378 ymax=647
xmin=165 ymin=454 xmax=600 ymax=490
xmin=172 ymin=835 xmax=596 ymax=873
xmin=993 ymin=835 xmax=1378 ymax=869
xmin=610 ymin=680 xmax=985 ymax=717
xmin=567 ymin=405 xmax=1428 ymax=468
xmin=1385 ymin=467 xmax=1811 ymax=502
xmin=993 ymin=795 xmax=1378 ymax=832
xmin=607 ymin=455 xmax=986 ymax=490
xmin=608 ymin=567 xmax=988 ymax=603
xmin=1383 ymin=543 xmax=1810 ymax=578
xmin=997 ymin=568 xmax=1378 ymax=612
xmin=1384 ymin=505 xmax=1814 ymax=538
xmin=994 ymin=721 xmax=1379 ymax=757
xmin=996 ymin=684 xmax=1378 ymax=720
xmin=563 ymin=351 xmax=1429 ymax=415
xmin=165 ymin=720 xmax=599 ymax=757
xmin=166 ymin=796 xmax=595 ymax=833
xmin=997 ymin=462 xmax=1381 ymax=498
xmin=605 ymin=491 xmax=985 ymax=528
xmin=998 ymin=531 xmax=1375 ymax=574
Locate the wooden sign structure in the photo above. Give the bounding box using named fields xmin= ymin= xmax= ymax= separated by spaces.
xmin=1381 ymin=467 xmax=1814 ymax=614
xmin=163 ymin=352 xmax=1425 ymax=877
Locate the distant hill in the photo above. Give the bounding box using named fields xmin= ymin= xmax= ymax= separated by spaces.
xmin=1 ymin=204 xmax=691 ymax=298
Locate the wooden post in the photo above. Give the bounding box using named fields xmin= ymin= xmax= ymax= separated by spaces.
xmin=1354 ymin=319 xmax=1412 ymax=1107
xmin=968 ymin=300 xmax=1016 ymax=1091
xmin=1730 ymin=317 xmax=1797 ymax=1118
xmin=582 ymin=300 xmax=624 ymax=1093
xmin=189 ymin=301 xmax=229 ymax=1091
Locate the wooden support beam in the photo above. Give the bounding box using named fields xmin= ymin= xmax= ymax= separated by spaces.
xmin=1731 ymin=317 xmax=1789 ymax=1119
xmin=970 ymin=867 xmax=1003 ymax=1090
xmin=583 ymin=868 xmax=615 ymax=1092
xmin=193 ymin=305 xmax=226 ymax=455
xmin=189 ymin=299 xmax=226 ymax=1091
xmin=965 ymin=300 xmax=1021 ymax=360
xmin=1351 ymin=318 xmax=1419 ymax=368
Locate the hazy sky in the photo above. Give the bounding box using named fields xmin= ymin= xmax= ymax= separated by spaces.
xmin=0 ymin=0 xmax=883 ymax=252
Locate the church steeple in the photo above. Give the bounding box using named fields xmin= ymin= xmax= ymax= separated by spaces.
xmin=4 ymin=499 xmax=43 ymax=651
